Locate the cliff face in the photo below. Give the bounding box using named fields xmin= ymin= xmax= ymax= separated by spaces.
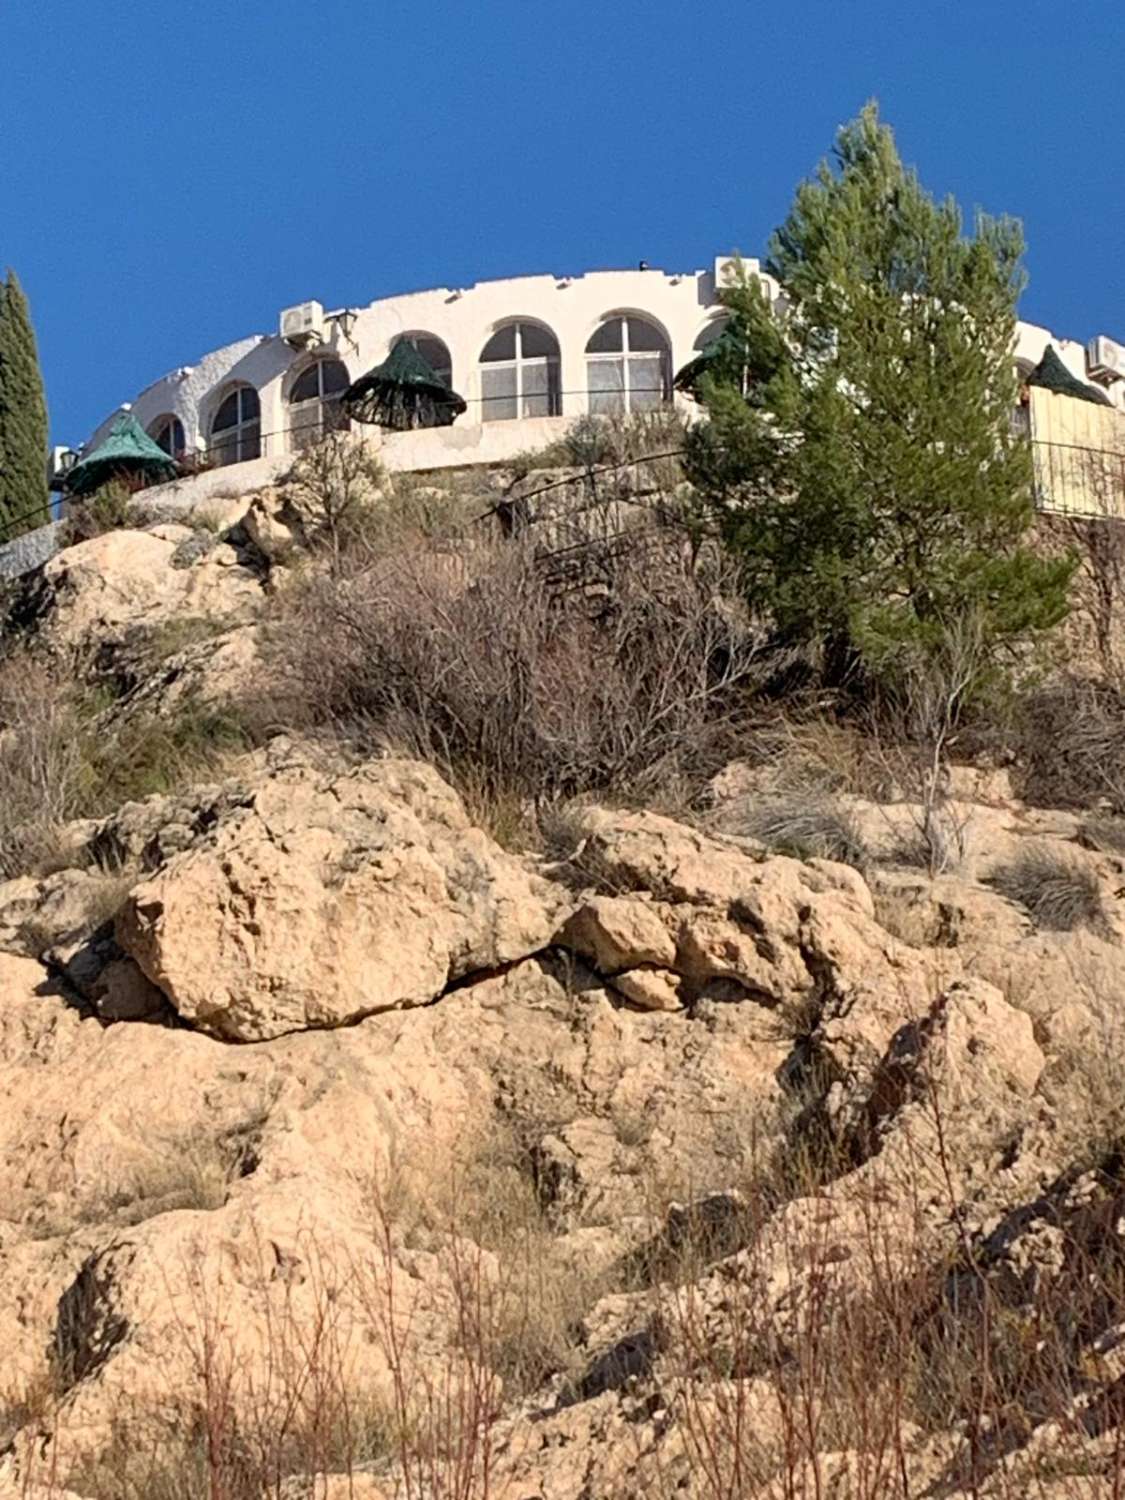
xmin=1 ymin=490 xmax=1125 ymax=1499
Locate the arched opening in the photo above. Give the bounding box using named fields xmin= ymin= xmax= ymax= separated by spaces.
xmin=586 ymin=315 xmax=672 ymax=415
xmin=148 ymin=414 xmax=186 ymax=458
xmin=210 ymin=385 xmax=261 ymax=466
xmin=287 ymin=358 xmax=350 ymax=449
xmin=479 ymin=321 xmax=561 ymax=422
xmin=391 ymin=333 xmax=454 ymax=391
xmin=694 ymin=319 xmax=728 ymax=351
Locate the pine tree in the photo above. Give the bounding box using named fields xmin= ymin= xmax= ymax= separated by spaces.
xmin=686 ymin=104 xmax=1074 ymax=696
xmin=0 ymin=269 xmax=50 ymax=537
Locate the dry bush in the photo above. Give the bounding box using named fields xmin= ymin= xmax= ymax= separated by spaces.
xmin=1081 ymin=814 xmax=1125 ymax=856
xmin=727 ymin=793 xmax=868 ymax=869
xmin=263 ymin=533 xmax=762 ymax=817
xmin=282 ymin=430 xmax=388 ymax=569
xmin=987 ymin=844 xmax=1106 ymax=932
xmin=1016 ymin=675 xmax=1125 ymax=812
xmin=508 ymin=407 xmax=687 ymax=485
xmin=0 ymin=648 xmax=93 ymax=876
xmin=0 ymin=644 xmax=252 ymax=879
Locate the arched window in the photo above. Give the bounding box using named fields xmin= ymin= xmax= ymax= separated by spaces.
xmin=149 ymin=414 xmax=185 ymax=458
xmin=694 ymin=319 xmax=728 ymax=352
xmin=391 ymin=333 xmax=453 ymax=390
xmin=586 ymin=316 xmax=672 ymax=415
xmin=287 ymin=358 xmax=349 ymax=449
xmin=210 ymin=385 xmax=261 ymax=466
xmin=479 ymin=322 xmax=561 ymax=422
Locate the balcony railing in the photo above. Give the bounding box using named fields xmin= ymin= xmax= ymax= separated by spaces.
xmin=1031 ymin=439 xmax=1125 ymax=520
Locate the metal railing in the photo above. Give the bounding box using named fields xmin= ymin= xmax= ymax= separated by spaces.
xmin=1031 ymin=438 xmax=1125 ymax=520
xmin=197 ymin=388 xmax=676 ymax=468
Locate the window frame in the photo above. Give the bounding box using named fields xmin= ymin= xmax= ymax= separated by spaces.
xmin=287 ymin=359 xmax=349 ymax=449
xmin=210 ymin=385 xmax=261 ymax=466
xmin=478 ymin=321 xmax=561 ymax=422
xmin=149 ymin=414 xmax=186 ymax=458
xmin=585 ymin=316 xmax=672 ymax=415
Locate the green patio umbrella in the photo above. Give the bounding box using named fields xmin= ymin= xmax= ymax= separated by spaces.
xmin=64 ymin=412 xmax=179 ymax=498
xmin=674 ymin=326 xmax=750 ymax=399
xmin=343 ymin=341 xmax=467 ymax=430
xmin=1025 ymin=345 xmax=1111 ymax=407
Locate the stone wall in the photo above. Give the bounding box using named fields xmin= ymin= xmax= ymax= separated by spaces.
xmin=0 ymin=520 xmax=66 ymax=581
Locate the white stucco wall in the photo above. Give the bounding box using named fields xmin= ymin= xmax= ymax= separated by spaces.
xmin=76 ymin=259 xmax=753 ymax=464
xmin=76 ymin=257 xmax=1125 ymax=473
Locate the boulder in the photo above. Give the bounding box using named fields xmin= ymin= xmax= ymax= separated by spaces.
xmin=29 ymin=528 xmax=262 ymax=654
xmin=118 ymin=759 xmax=569 ymax=1040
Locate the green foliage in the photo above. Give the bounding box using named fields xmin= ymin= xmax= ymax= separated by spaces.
xmin=0 ymin=270 xmax=50 ymax=539
xmin=686 ymin=104 xmax=1075 ymax=697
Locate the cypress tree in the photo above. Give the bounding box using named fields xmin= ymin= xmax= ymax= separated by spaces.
xmin=687 ymin=104 xmax=1074 ymax=698
xmin=0 ymin=269 xmax=50 ymax=537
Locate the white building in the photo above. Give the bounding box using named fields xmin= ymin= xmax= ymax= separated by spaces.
xmin=70 ymin=256 xmax=1125 ymax=501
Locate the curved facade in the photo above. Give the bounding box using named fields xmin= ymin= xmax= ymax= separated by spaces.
xmin=81 ymin=259 xmax=755 ymax=465
xmin=78 ymin=256 xmax=1124 ymax=476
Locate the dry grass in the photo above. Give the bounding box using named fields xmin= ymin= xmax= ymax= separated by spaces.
xmin=987 ymin=844 xmax=1106 ymax=932
xmin=725 ymin=792 xmax=868 ymax=869
xmin=0 ymin=644 xmax=253 ymax=879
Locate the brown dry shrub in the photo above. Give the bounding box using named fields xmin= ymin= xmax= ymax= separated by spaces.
xmin=0 ymin=645 xmax=252 ymax=879
xmin=1016 ymin=675 xmax=1125 ymax=812
xmin=262 ymin=533 xmax=763 ymax=818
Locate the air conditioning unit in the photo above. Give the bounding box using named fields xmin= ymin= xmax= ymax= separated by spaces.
xmin=714 ymin=254 xmax=761 ymax=288
xmin=280 ymin=300 xmax=324 ymax=348
xmin=1087 ymin=334 xmax=1125 ymax=382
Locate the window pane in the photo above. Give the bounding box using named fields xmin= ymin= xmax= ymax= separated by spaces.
xmin=519 ymin=322 xmax=558 ymax=359
xmin=290 ymin=366 xmax=321 ymax=403
xmin=588 ymin=357 xmax=624 ymax=415
xmin=628 ymin=354 xmax=667 ymax=409
xmin=481 ymin=365 xmax=518 ymax=421
xmin=521 ymin=359 xmax=549 ymax=417
xmin=412 ymin=337 xmax=452 ymax=381
xmin=481 ymin=325 xmax=517 ymax=362
xmin=213 ymin=392 xmax=240 ymax=432
xmin=626 ymin=317 xmax=666 ymax=352
xmin=290 ymin=408 xmax=320 ymax=449
xmin=240 ymin=422 xmax=261 ymax=462
xmin=586 ymin=319 xmax=623 ymax=354
xmin=320 ymin=360 xmax=348 ymax=396
xmin=239 ymin=387 xmax=261 ymax=421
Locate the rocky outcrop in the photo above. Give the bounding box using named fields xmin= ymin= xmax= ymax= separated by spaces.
xmin=20 ymin=527 xmax=262 ymax=655
xmin=117 ymin=758 xmax=568 ymax=1040
xmin=2 ymin=733 xmax=1125 ymax=1494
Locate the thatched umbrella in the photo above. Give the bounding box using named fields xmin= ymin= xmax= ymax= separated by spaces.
xmin=64 ymin=412 xmax=179 ymax=498
xmin=1026 ymin=345 xmax=1111 ymax=408
xmin=343 ymin=341 xmax=467 ymax=430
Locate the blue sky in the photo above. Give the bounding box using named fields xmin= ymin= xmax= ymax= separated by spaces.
xmin=3 ymin=0 xmax=1123 ymax=445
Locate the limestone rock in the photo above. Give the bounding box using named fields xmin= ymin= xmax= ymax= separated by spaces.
xmin=558 ymin=894 xmax=676 ymax=973
xmin=117 ymin=759 xmax=569 ymax=1039
xmin=29 ymin=528 xmax=262 ymax=654
xmin=611 ymin=966 xmax=683 ymax=1011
